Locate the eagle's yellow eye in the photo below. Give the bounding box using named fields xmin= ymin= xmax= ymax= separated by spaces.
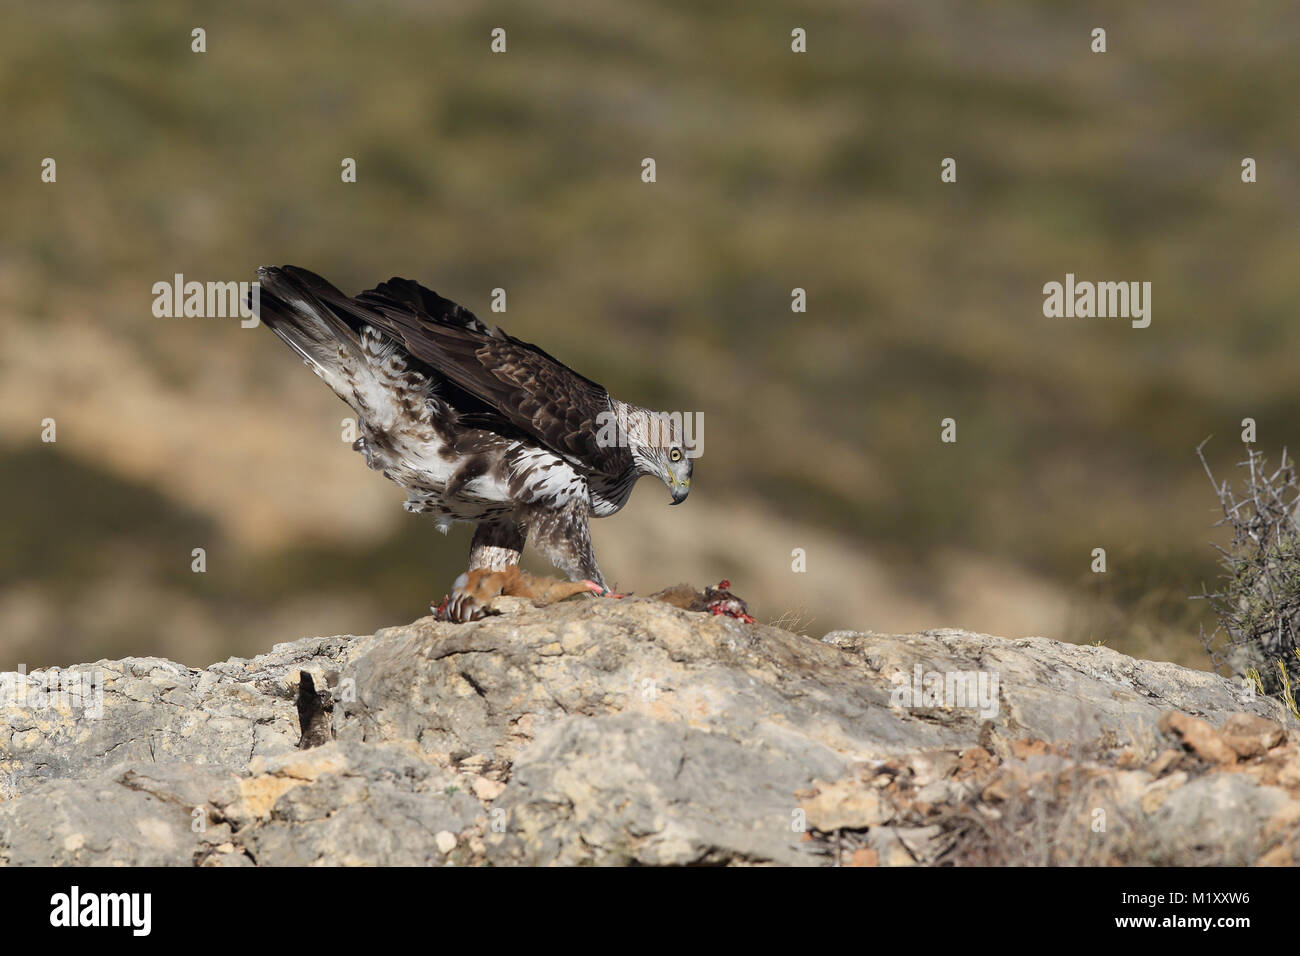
xmin=669 ymin=448 xmax=682 ymax=462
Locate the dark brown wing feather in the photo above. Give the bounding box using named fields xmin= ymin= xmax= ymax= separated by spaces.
xmin=270 ymin=266 xmax=632 ymax=477
xmin=401 ymin=323 xmax=630 ymax=477
xmin=357 ymin=277 xmax=492 ymax=335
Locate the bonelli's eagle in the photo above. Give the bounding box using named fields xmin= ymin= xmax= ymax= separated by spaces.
xmin=254 ymin=266 xmax=694 ymax=607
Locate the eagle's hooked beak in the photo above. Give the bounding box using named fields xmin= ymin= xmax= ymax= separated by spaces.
xmin=669 ymin=479 xmax=690 ymax=505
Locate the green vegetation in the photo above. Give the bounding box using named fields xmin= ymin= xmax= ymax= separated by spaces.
xmin=1 ymin=1 xmax=1297 ymax=666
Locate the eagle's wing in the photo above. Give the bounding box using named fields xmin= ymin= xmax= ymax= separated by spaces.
xmin=355 ymin=278 xmax=633 ymax=478
xmin=260 ymin=267 xmax=631 ymax=476
xmin=356 ymin=276 xmax=493 ymax=336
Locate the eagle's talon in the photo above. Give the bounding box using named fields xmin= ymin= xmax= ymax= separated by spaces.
xmin=435 ymin=575 xmax=493 ymax=623
xmin=444 ymin=592 xmax=488 ymax=623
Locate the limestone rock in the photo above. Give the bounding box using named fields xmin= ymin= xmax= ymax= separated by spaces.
xmin=1 ymin=598 xmax=1295 ymax=865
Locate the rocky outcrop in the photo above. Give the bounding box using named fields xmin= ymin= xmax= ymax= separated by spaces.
xmin=2 ymin=596 xmax=1297 ymax=865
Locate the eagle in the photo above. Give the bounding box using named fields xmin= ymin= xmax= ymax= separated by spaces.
xmin=253 ymin=265 xmax=694 ymax=606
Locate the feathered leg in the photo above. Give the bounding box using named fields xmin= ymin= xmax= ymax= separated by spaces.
xmin=467 ymin=519 xmax=525 ymax=571
xmin=525 ymin=499 xmax=605 ymax=589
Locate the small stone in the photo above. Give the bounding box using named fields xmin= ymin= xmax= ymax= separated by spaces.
xmin=1159 ymin=711 xmax=1238 ymax=765
xmin=956 ymin=745 xmax=995 ymax=773
xmin=1147 ymin=749 xmax=1183 ymax=776
xmin=1009 ymin=738 xmax=1053 ymax=759
xmin=1221 ymin=713 xmax=1286 ymax=758
xmin=471 ymin=776 xmax=506 ymax=801
xmin=801 ymin=779 xmax=893 ymax=830
xmin=434 ymin=830 xmax=457 ymax=855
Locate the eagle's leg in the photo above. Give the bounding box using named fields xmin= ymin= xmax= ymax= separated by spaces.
xmin=525 ymin=500 xmax=608 ymax=591
xmin=467 ymin=519 xmax=525 ymax=571
xmin=436 ymin=508 xmax=621 ymax=621
xmin=435 ymin=520 xmax=525 ymax=623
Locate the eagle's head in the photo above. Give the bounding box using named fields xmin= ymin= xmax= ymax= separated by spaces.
xmin=660 ymin=441 xmax=694 ymax=505
xmin=624 ymin=406 xmax=696 ymax=506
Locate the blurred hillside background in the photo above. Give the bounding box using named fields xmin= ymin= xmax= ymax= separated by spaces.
xmin=1 ymin=0 xmax=1297 ymax=669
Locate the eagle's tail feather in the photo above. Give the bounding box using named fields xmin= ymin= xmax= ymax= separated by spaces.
xmin=256 ymin=266 xmax=434 ymax=432
xmin=253 ymin=265 xmax=367 ymax=380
